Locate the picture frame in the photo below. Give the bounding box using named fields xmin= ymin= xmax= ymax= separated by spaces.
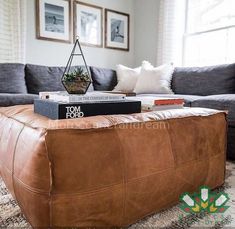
xmin=74 ymin=1 xmax=103 ymax=47
xmin=36 ymin=0 xmax=72 ymax=43
xmin=105 ymin=9 xmax=130 ymax=51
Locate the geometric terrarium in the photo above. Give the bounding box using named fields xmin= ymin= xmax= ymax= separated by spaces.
xmin=61 ymin=37 xmax=92 ymax=94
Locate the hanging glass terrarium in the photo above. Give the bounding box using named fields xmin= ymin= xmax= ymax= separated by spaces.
xmin=62 ymin=37 xmax=92 ymax=94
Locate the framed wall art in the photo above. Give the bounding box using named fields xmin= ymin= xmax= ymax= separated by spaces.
xmin=105 ymin=9 xmax=129 ymax=51
xmin=36 ymin=0 xmax=72 ymax=43
xmin=74 ymin=1 xmax=103 ymax=47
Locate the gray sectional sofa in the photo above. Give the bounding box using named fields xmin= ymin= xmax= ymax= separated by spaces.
xmin=0 ymin=63 xmax=235 ymax=160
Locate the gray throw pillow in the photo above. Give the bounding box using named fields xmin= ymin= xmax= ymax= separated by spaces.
xmin=172 ymin=63 xmax=235 ymax=96
xmin=0 ymin=63 xmax=27 ymax=93
xmin=90 ymin=66 xmax=117 ymax=91
xmin=25 ymin=64 xmax=66 ymax=94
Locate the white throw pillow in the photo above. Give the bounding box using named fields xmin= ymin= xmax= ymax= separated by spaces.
xmin=113 ymin=65 xmax=140 ymax=92
xmin=142 ymin=60 xmax=153 ymax=68
xmin=113 ymin=61 xmax=152 ymax=92
xmin=134 ymin=64 xmax=174 ymax=94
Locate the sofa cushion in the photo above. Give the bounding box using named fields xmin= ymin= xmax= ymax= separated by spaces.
xmin=0 ymin=94 xmax=38 ymax=107
xmin=0 ymin=63 xmax=27 ymax=94
xmin=172 ymin=63 xmax=235 ymax=96
xmin=228 ymin=127 xmax=235 ymax=160
xmin=191 ymin=94 xmax=235 ymax=126
xmin=90 ymin=66 xmax=117 ymax=91
xmin=137 ymin=94 xmax=203 ymax=107
xmin=25 ymin=64 xmax=66 ymax=94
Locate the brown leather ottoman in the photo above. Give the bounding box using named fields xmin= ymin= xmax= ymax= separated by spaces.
xmin=0 ymin=105 xmax=227 ymax=227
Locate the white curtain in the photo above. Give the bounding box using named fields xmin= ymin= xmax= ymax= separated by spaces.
xmin=156 ymin=0 xmax=186 ymax=66
xmin=0 ymin=0 xmax=26 ymax=63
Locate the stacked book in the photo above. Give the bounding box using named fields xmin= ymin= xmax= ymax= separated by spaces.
xmin=131 ymin=96 xmax=185 ymax=111
xmin=34 ymin=91 xmax=141 ymax=120
xmin=39 ymin=91 xmax=126 ymax=103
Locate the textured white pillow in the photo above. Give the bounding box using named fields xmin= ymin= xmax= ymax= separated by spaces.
xmin=142 ymin=61 xmax=153 ymax=68
xmin=113 ymin=65 xmax=140 ymax=92
xmin=113 ymin=61 xmax=152 ymax=92
xmin=134 ymin=64 xmax=174 ymax=94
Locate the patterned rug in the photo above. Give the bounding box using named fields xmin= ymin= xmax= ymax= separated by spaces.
xmin=1 ymin=162 xmax=235 ymax=228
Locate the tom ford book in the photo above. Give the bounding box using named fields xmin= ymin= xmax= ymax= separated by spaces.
xmin=34 ymin=99 xmax=141 ymax=120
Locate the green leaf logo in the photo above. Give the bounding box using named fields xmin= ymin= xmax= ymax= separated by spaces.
xmin=180 ymin=186 xmax=229 ymax=214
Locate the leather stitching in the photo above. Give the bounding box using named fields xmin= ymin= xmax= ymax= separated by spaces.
xmin=114 ymin=128 xmax=126 ymax=226
xmin=11 ymin=123 xmax=33 ymax=227
xmin=45 ymin=131 xmax=54 ymax=228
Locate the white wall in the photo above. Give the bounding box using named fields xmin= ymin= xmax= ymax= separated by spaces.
xmin=26 ymin=0 xmax=135 ymax=69
xmin=134 ymin=0 xmax=160 ymax=66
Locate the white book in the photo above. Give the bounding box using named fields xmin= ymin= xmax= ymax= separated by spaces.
xmin=40 ymin=91 xmax=126 ymax=103
xmin=39 ymin=91 xmax=60 ymax=100
xmin=142 ymin=104 xmax=184 ymax=111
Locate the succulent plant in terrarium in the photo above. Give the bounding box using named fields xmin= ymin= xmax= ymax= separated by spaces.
xmin=63 ymin=67 xmax=90 ymax=82
xmin=62 ymin=67 xmax=91 ymax=94
xmin=61 ymin=37 xmax=92 ymax=94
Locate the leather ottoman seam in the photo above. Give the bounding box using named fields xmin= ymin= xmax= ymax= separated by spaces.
xmin=13 ymin=177 xmax=50 ymax=195
xmin=0 ymin=154 xmax=224 ymax=197
xmin=12 ymin=125 xmax=25 ymax=198
xmin=51 ymin=184 xmax=123 ymax=198
xmin=0 ymin=108 xmax=226 ymax=131
xmin=0 ymin=111 xmax=47 ymax=131
xmin=0 ymin=162 xmax=49 ymax=195
xmin=113 ymin=128 xmax=126 ymax=226
xmin=45 ymin=154 xmax=224 ymax=197
xmin=11 ymin=123 xmax=33 ymax=227
xmin=52 ymin=181 xmax=123 ymax=196
xmin=44 ymin=132 xmax=53 ymax=228
xmin=165 ymin=119 xmax=177 ymax=168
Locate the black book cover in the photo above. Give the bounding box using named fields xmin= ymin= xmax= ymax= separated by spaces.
xmin=34 ymin=99 xmax=141 ymax=120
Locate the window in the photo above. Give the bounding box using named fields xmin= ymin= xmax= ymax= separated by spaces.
xmin=183 ymin=0 xmax=235 ymax=66
xmin=0 ymin=0 xmax=26 ymax=63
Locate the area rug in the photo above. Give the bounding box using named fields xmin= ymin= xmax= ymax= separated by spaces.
xmin=1 ymin=162 xmax=235 ymax=228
